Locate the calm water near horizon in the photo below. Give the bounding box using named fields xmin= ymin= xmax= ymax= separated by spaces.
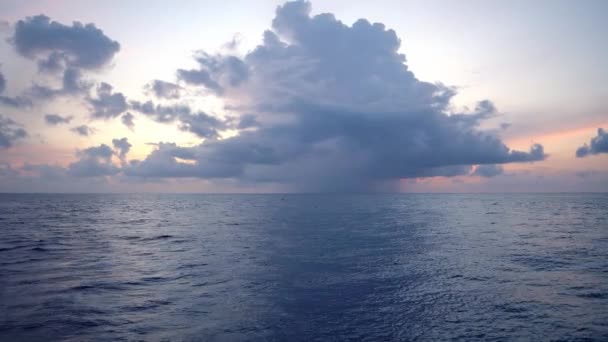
xmin=1 ymin=193 xmax=607 ymax=341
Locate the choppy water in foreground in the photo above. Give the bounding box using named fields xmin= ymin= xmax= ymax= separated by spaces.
xmin=0 ymin=193 xmax=607 ymax=341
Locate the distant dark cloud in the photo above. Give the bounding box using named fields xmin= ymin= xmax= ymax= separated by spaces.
xmin=0 ymin=70 xmax=32 ymax=108
xmin=28 ymin=67 xmax=91 ymax=100
xmin=0 ymin=71 xmax=5 ymax=94
xmin=472 ymin=164 xmax=504 ymax=177
xmin=71 ymin=124 xmax=94 ymax=136
xmin=0 ymin=21 xmax=10 ymax=32
xmin=0 ymin=115 xmax=27 ymax=148
xmin=179 ymin=112 xmax=226 ymax=139
xmin=0 ymin=163 xmax=19 ymax=177
xmin=177 ymin=52 xmax=249 ymax=94
xmin=22 ymin=163 xmax=67 ymax=181
xmin=68 ymin=144 xmax=119 ymax=177
xmin=0 ymin=95 xmax=32 ymax=108
xmin=121 ymin=112 xmax=135 ymax=130
xmin=146 ymin=80 xmax=182 ymax=99
xmin=127 ymin=1 xmax=546 ymax=191
xmin=576 ymin=128 xmax=608 ymax=158
xmin=11 ymin=15 xmax=120 ymax=72
xmin=21 ymin=140 xmax=130 ymax=179
xmin=130 ymin=100 xmax=189 ymax=122
xmin=130 ymin=100 xmax=227 ymax=139
xmin=88 ymin=82 xmax=127 ymax=119
xmin=112 ymin=137 xmax=131 ymax=162
xmin=44 ymin=113 xmax=73 ymax=125
xmin=37 ymin=51 xmax=65 ymax=73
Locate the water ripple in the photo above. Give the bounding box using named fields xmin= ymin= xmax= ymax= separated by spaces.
xmin=0 ymin=193 xmax=606 ymax=341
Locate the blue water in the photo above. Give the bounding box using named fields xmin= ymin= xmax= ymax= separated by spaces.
xmin=0 ymin=194 xmax=607 ymax=341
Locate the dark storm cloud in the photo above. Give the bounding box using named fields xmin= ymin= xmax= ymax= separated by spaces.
xmin=576 ymin=128 xmax=608 ymax=158
xmin=130 ymin=100 xmax=227 ymax=139
xmin=0 ymin=115 xmax=27 ymax=148
xmin=472 ymin=164 xmax=504 ymax=177
xmin=236 ymin=114 xmax=258 ymax=129
xmin=11 ymin=15 xmax=120 ymax=71
xmin=177 ymin=53 xmax=249 ymax=94
xmin=68 ymin=144 xmax=119 ymax=177
xmin=88 ymin=82 xmax=127 ymax=119
xmin=121 ymin=112 xmax=135 ymax=130
xmin=71 ymin=124 xmax=94 ymax=136
xmin=44 ymin=113 xmax=73 ymax=125
xmin=146 ymin=80 xmax=182 ymax=99
xmin=126 ymin=0 xmax=547 ymax=191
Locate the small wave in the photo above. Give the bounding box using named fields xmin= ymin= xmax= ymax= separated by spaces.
xmin=141 ymin=234 xmax=174 ymax=241
xmin=495 ymin=303 xmax=529 ymax=314
xmin=177 ymin=262 xmax=208 ymax=270
xmin=576 ymin=292 xmax=607 ymax=299
xmin=120 ymin=235 xmax=141 ymax=240
xmin=0 ymin=245 xmax=28 ymax=252
xmin=141 ymin=276 xmax=171 ymax=283
xmin=120 ymin=218 xmax=148 ymax=225
xmin=121 ymin=299 xmax=172 ymax=312
xmin=69 ymin=283 xmax=127 ymax=292
xmin=512 ymin=255 xmax=571 ymax=271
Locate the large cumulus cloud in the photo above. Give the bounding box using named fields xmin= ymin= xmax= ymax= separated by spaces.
xmin=9 ymin=15 xmax=120 ymax=103
xmin=126 ymin=1 xmax=546 ymax=191
xmin=576 ymin=128 xmax=608 ymax=158
xmin=11 ymin=15 xmax=119 ymax=71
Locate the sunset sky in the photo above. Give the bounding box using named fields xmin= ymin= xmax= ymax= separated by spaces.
xmin=0 ymin=0 xmax=606 ymax=192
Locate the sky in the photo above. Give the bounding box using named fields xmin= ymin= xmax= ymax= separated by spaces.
xmin=0 ymin=0 xmax=606 ymax=193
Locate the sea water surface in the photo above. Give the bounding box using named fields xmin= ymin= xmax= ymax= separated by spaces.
xmin=0 ymin=193 xmax=607 ymax=341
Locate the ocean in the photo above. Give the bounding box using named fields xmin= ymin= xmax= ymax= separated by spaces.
xmin=0 ymin=193 xmax=607 ymax=341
